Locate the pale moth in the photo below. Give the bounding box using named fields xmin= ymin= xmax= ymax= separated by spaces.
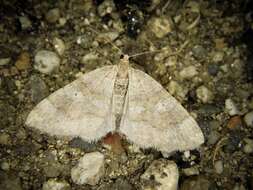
xmin=26 ymin=51 xmax=204 ymax=154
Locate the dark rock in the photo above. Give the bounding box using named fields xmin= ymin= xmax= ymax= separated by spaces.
xmin=29 ymin=75 xmax=49 ymax=103
xmin=69 ymin=137 xmax=97 ymax=152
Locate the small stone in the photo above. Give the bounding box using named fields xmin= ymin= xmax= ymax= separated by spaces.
xmin=29 ymin=75 xmax=49 ymax=103
xmin=225 ymin=98 xmax=239 ymax=116
xmin=81 ymin=52 xmax=100 ymax=70
xmin=0 ymin=133 xmax=11 ymax=145
xmin=46 ymin=8 xmax=60 ymax=23
xmin=183 ymin=166 xmax=200 ymax=176
xmin=42 ymin=179 xmax=70 ymax=190
xmin=243 ymin=138 xmax=253 ymax=154
xmin=181 ymin=176 xmax=211 ymax=190
xmin=179 ymin=66 xmax=198 ymax=79
xmin=196 ymin=85 xmax=214 ymax=103
xmin=214 ymin=160 xmax=223 ymax=174
xmin=71 ymin=152 xmax=105 ymax=186
xmin=15 ymin=52 xmax=30 ymax=71
xmin=34 ymin=50 xmax=60 ymax=74
xmin=148 ymin=16 xmax=172 ymax=38
xmin=192 ymin=45 xmax=207 ymax=59
xmin=0 ymin=58 xmax=11 ymax=66
xmin=207 ymin=64 xmax=219 ymax=76
xmin=212 ymin=51 xmax=224 ymax=63
xmin=69 ymin=137 xmax=97 ymax=152
xmin=1 ymin=162 xmax=10 ymax=171
xmin=141 ymin=160 xmax=178 ymax=190
xmin=53 ymin=38 xmax=65 ymax=55
xmin=244 ymin=111 xmax=253 ymax=127
xmin=18 ymin=16 xmax=32 ymax=30
xmin=167 ymin=80 xmax=188 ymax=100
xmin=43 ymin=162 xmax=64 ymax=177
xmin=97 ymin=0 xmax=116 ymax=17
xmin=96 ymin=32 xmax=119 ymax=44
xmin=207 ymin=131 xmax=220 ymax=145
xmin=227 ymin=116 xmax=242 ymax=130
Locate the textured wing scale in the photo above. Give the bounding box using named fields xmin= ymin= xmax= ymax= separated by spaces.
xmin=119 ymin=67 xmax=204 ymax=153
xmin=26 ymin=66 xmax=118 ymax=142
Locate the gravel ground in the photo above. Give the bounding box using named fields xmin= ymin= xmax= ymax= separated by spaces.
xmin=0 ymin=0 xmax=253 ymax=190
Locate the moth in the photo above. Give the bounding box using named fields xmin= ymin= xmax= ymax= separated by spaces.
xmin=26 ymin=54 xmax=204 ymax=153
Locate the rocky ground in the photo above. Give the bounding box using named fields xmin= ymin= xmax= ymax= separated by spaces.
xmin=0 ymin=0 xmax=253 ymax=190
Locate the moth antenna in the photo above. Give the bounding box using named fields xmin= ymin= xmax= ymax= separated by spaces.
xmin=129 ymin=40 xmax=190 ymax=58
xmin=87 ymin=26 xmax=123 ymax=55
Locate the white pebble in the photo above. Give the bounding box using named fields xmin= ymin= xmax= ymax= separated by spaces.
xmin=53 ymin=38 xmax=65 ymax=55
xmin=179 ymin=66 xmax=198 ymax=79
xmin=1 ymin=162 xmax=10 ymax=171
xmin=42 ymin=179 xmax=70 ymax=190
xmin=244 ymin=111 xmax=253 ymax=127
xmin=196 ymin=85 xmax=214 ymax=103
xmin=71 ymin=152 xmax=105 ymax=186
xmin=0 ymin=58 xmax=11 ymax=66
xmin=81 ymin=52 xmax=98 ymax=64
xmin=225 ymin=99 xmax=239 ymax=116
xmin=212 ymin=51 xmax=224 ymax=62
xmin=214 ymin=160 xmax=223 ymax=174
xmin=243 ymin=138 xmax=253 ymax=154
xmin=148 ymin=16 xmax=172 ymax=38
xmin=141 ymin=160 xmax=178 ymax=190
xmin=34 ymin=50 xmax=60 ymax=74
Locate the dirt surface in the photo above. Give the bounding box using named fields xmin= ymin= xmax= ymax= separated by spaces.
xmin=0 ymin=0 xmax=253 ymax=189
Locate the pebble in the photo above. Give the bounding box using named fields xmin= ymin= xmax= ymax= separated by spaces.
xmin=192 ymin=45 xmax=207 ymax=59
xmin=179 ymin=65 xmax=198 ymax=79
xmin=43 ymin=161 xmax=64 ymax=177
xmin=214 ymin=160 xmax=223 ymax=174
xmin=0 ymin=58 xmax=11 ymax=66
xmin=34 ymin=50 xmax=60 ymax=74
xmin=29 ymin=75 xmax=49 ymax=103
xmin=180 ymin=176 xmax=211 ymax=190
xmin=148 ymin=16 xmax=172 ymax=38
xmin=212 ymin=51 xmax=224 ymax=62
xmin=15 ymin=52 xmax=30 ymax=71
xmin=69 ymin=137 xmax=97 ymax=152
xmin=71 ymin=152 xmax=105 ymax=186
xmin=1 ymin=162 xmax=10 ymax=171
xmin=225 ymin=98 xmax=239 ymax=116
xmin=243 ymin=138 xmax=253 ymax=154
xmin=141 ymin=160 xmax=178 ymax=190
xmin=0 ymin=133 xmax=11 ymax=145
xmin=196 ymin=85 xmax=214 ymax=103
xmin=42 ymin=179 xmax=70 ymax=190
xmin=97 ymin=0 xmax=116 ymax=17
xmin=207 ymin=130 xmax=220 ymax=145
xmin=81 ymin=52 xmax=100 ymax=70
xmin=45 ymin=8 xmax=60 ymax=23
xmin=244 ymin=111 xmax=253 ymax=127
xmin=53 ymin=38 xmax=65 ymax=55
xmin=227 ymin=116 xmax=242 ymax=130
xmin=167 ymin=80 xmax=188 ymax=100
xmin=96 ymin=31 xmax=119 ymax=44
xmin=18 ymin=16 xmax=32 ymax=30
xmin=182 ymin=166 xmax=200 ymax=176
